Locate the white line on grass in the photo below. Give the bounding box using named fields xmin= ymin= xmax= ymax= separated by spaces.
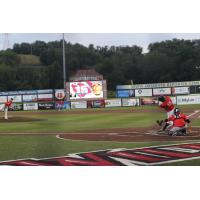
xmin=188 ymin=110 xmax=200 ymax=117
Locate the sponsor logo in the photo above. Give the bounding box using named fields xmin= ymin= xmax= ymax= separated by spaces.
xmin=55 ymin=90 xmax=65 ymax=100
xmin=1 ymin=143 xmax=200 ymax=166
xmin=182 ymin=98 xmax=194 ymax=103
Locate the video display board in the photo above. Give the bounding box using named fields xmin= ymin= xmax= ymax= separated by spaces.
xmin=69 ymin=81 xmax=104 ymax=100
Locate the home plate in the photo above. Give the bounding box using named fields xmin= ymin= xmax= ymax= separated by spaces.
xmin=108 ymin=133 xmax=119 ymax=135
xmin=145 ymin=132 xmax=159 ymax=136
xmin=144 ymin=131 xmax=164 ymax=136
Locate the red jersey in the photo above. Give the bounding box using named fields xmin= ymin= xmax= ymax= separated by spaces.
xmin=159 ymin=96 xmax=175 ymax=112
xmin=5 ymin=100 xmax=13 ymax=107
xmin=168 ymin=113 xmax=188 ymax=127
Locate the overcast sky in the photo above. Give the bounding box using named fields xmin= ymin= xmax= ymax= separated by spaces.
xmin=1 ymin=33 xmax=200 ymax=52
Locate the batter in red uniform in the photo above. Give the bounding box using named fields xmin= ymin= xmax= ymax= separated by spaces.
xmin=157 ymin=96 xmax=175 ymax=131
xmin=158 ymin=96 xmax=175 ymax=117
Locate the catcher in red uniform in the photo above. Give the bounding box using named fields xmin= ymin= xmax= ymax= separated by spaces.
xmin=167 ymin=108 xmax=191 ymax=136
xmin=157 ymin=96 xmax=175 ymax=131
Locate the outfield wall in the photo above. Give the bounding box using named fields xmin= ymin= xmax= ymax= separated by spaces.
xmin=0 ymin=88 xmax=200 ymax=111
xmin=1 ymin=95 xmax=200 ymax=111
xmin=116 ymin=81 xmax=200 ymax=98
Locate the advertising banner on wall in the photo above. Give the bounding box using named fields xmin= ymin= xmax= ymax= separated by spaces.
xmin=135 ymin=89 xmax=152 ymax=97
xmin=0 ymin=91 xmax=19 ymax=95
xmin=117 ymin=90 xmax=135 ymax=98
xmin=117 ymin=90 xmax=129 ymax=98
xmin=8 ymin=95 xmax=22 ymax=102
xmin=71 ymin=101 xmax=87 ymax=109
xmin=87 ymin=100 xmax=105 ymax=108
xmin=55 ymin=89 xmax=65 ymax=100
xmin=20 ymin=90 xmax=37 ymax=95
xmin=153 ymin=88 xmax=171 ymax=96
xmin=38 ymin=94 xmax=53 ymax=101
xmin=37 ymin=89 xmax=53 ymax=94
xmin=87 ymin=100 xmax=93 ymax=108
xmin=23 ymin=103 xmax=38 ymax=110
xmin=177 ymin=95 xmax=200 ymax=105
xmin=93 ymin=100 xmax=105 ymax=108
xmin=141 ymin=97 xmax=158 ymax=105
xmin=170 ymin=96 xmax=177 ymax=105
xmin=9 ymin=103 xmax=23 ymax=111
xmin=105 ymin=99 xmax=122 ymax=107
xmin=55 ymin=101 xmax=70 ymax=110
xmin=0 ymin=96 xmax=7 ymax=103
xmin=38 ymin=102 xmax=55 ymax=110
xmin=117 ymin=81 xmax=200 ymax=89
xmin=69 ymin=81 xmax=104 ymax=100
xmin=22 ymin=94 xmax=38 ymax=102
xmin=122 ymin=98 xmax=140 ymax=106
xmin=172 ymin=87 xmax=190 ymax=95
xmin=0 ymin=90 xmax=37 ymax=95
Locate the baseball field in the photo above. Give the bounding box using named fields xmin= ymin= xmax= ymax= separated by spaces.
xmin=1 ymin=105 xmax=200 ymax=166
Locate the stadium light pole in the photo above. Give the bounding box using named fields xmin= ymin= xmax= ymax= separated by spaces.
xmin=62 ymin=33 xmax=67 ymax=92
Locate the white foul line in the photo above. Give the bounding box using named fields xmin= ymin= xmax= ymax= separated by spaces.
xmin=188 ymin=110 xmax=200 ymax=117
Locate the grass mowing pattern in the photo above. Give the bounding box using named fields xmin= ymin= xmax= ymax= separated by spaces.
xmin=0 ymin=111 xmax=164 ymax=133
xmin=0 ymin=105 xmax=200 ymax=164
xmin=0 ymin=135 xmax=192 ymax=162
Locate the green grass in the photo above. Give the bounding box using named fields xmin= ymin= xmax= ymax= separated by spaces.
xmin=0 ymin=135 xmax=190 ymax=162
xmin=0 ymin=104 xmax=198 ymax=133
xmin=0 ymin=105 xmax=200 ymax=164
xmin=19 ymin=54 xmax=41 ymax=66
xmin=0 ymin=108 xmax=164 ymax=133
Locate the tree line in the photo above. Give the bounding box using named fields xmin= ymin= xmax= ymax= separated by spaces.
xmin=0 ymin=38 xmax=200 ymax=91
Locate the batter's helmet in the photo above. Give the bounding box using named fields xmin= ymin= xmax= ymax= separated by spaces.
xmin=158 ymin=96 xmax=165 ymax=102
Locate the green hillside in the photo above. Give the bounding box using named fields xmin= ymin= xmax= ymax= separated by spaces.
xmin=19 ymin=54 xmax=41 ymax=66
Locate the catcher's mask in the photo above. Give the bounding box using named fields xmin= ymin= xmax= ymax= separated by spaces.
xmin=158 ymin=96 xmax=165 ymax=102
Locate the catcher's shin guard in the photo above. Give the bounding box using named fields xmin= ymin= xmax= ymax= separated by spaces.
xmin=162 ymin=122 xmax=168 ymax=131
